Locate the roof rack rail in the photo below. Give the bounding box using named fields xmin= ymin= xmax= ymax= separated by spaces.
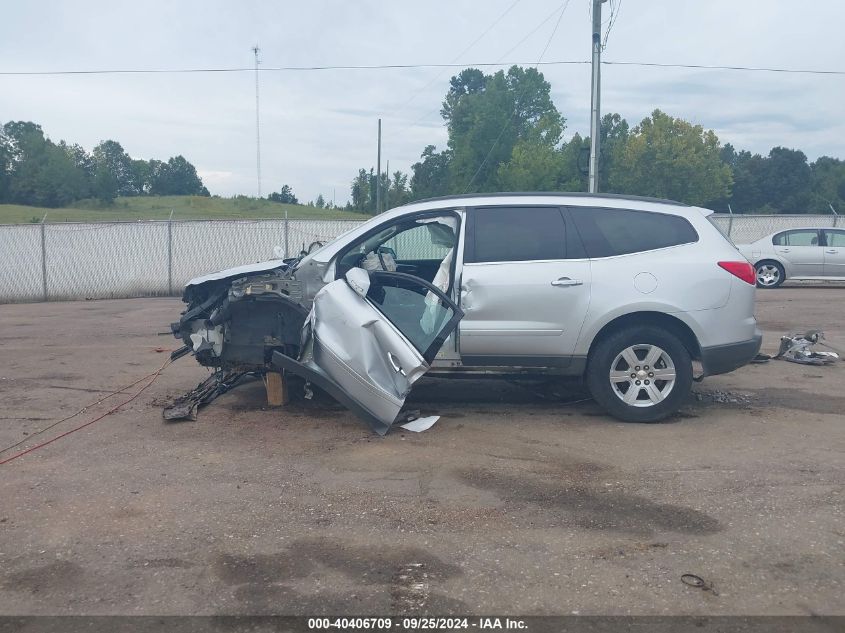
xmin=406 ymin=191 xmax=690 ymax=207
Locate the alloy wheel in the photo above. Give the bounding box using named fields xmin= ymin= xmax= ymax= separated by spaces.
xmin=756 ymin=264 xmax=781 ymax=287
xmin=609 ymin=344 xmax=676 ymax=407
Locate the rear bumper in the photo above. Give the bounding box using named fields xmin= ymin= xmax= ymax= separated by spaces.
xmin=700 ymin=331 xmax=763 ymax=376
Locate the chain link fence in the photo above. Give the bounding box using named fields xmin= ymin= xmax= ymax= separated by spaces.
xmin=710 ymin=213 xmax=841 ymax=244
xmin=0 ymin=213 xmax=840 ymax=303
xmin=0 ymin=218 xmax=365 ymax=303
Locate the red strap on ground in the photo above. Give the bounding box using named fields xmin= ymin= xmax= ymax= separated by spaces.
xmin=0 ymin=357 xmax=171 ymax=466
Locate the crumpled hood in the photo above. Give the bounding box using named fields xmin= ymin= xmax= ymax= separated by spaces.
xmin=184 ymin=260 xmax=289 ymax=288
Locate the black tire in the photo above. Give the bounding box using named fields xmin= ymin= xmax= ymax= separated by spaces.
xmin=586 ymin=325 xmax=693 ymax=423
xmin=754 ymin=260 xmax=785 ymax=289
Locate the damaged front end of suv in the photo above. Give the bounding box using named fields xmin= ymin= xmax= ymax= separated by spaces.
xmin=172 ymin=264 xmax=308 ymax=369
xmin=168 ymin=246 xmax=464 ymax=435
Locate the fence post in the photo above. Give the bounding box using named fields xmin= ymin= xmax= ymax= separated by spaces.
xmin=40 ymin=218 xmax=48 ymax=302
xmin=167 ymin=211 xmax=174 ymax=296
xmin=284 ymin=208 xmax=289 ymax=258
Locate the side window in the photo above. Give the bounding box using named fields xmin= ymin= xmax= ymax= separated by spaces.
xmin=570 ymin=207 xmax=698 ymax=258
xmin=827 ymin=230 xmax=845 ymax=247
xmin=336 ymin=214 xmax=458 ymax=284
xmin=774 ymin=230 xmax=819 ymax=247
xmin=468 ymin=207 xmax=567 ymax=263
xmin=382 ymin=223 xmax=452 ymax=262
xmin=366 ymin=272 xmax=459 ymax=363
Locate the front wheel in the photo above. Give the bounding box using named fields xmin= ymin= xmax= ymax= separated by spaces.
xmin=755 ymin=260 xmax=785 ymax=288
xmin=586 ymin=326 xmax=693 ymax=423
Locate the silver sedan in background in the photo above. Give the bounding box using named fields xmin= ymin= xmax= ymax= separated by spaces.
xmin=736 ymin=227 xmax=845 ymax=288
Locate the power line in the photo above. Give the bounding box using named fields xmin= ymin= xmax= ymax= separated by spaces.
xmin=601 ymin=60 xmax=845 ymax=75
xmin=2 ymin=60 xmax=843 ymax=76
xmin=389 ymin=0 xmax=523 ymax=116
xmin=463 ymin=0 xmax=573 ymax=193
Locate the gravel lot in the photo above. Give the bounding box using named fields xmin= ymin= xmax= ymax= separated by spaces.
xmin=0 ymin=286 xmax=843 ymax=616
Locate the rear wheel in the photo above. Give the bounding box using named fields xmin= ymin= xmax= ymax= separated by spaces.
xmin=755 ymin=260 xmax=784 ymax=288
xmin=586 ymin=325 xmax=693 ymax=423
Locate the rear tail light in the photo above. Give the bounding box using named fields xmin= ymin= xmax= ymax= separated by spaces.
xmin=718 ymin=261 xmax=756 ymax=285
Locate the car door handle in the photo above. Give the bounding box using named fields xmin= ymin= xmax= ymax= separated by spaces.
xmin=551 ymin=277 xmax=583 ymax=287
xmin=387 ymin=351 xmax=406 ymax=376
xmin=826 ymin=249 xmax=838 ymax=254
xmin=779 ymin=248 xmax=790 ymax=252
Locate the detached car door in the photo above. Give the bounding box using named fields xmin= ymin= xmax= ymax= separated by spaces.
xmin=272 ymin=267 xmax=463 ymax=435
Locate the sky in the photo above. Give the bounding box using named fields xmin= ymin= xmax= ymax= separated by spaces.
xmin=2 ymin=1 xmax=844 ymax=204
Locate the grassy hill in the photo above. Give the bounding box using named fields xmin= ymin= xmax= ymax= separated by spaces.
xmin=0 ymin=196 xmax=367 ymax=224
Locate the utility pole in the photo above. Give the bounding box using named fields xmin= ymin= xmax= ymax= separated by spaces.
xmin=385 ymin=159 xmax=390 ymax=211
xmin=376 ymin=119 xmax=382 ymax=214
xmin=253 ymin=45 xmax=262 ymax=198
xmin=588 ymin=0 xmax=607 ymax=194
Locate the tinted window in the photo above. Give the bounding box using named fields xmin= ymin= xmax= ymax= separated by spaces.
xmin=826 ymin=230 xmax=845 ymax=247
xmin=773 ymin=230 xmax=819 ymax=247
xmin=469 ymin=207 xmax=566 ymax=263
xmin=570 ymin=207 xmax=698 ymax=258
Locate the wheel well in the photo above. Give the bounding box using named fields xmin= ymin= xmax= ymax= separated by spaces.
xmin=588 ymin=312 xmax=702 ymax=361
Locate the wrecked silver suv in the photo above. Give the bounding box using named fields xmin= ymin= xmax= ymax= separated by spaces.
xmin=171 ymin=193 xmax=762 ymax=433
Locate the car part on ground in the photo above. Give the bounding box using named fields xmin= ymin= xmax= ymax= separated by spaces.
xmin=163 ymin=370 xmax=253 ymax=420
xmin=775 ymin=330 xmax=841 ymax=365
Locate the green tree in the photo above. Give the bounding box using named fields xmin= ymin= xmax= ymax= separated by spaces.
xmin=92 ymin=140 xmax=134 ymax=198
xmin=268 ymin=184 xmax=298 ymax=204
xmin=763 ymin=147 xmax=812 ymax=212
xmin=149 ymin=155 xmax=208 ymax=196
xmin=410 ymin=145 xmax=450 ymax=200
xmin=444 ymin=66 xmax=563 ymax=193
xmin=610 ymin=110 xmax=732 ymax=206
xmin=597 ymin=113 xmax=629 ymax=192
xmin=350 ymin=169 xmax=370 ymax=212
xmin=810 ymin=156 xmax=845 ymax=213
xmin=0 ymin=127 xmax=11 ymax=202
xmin=497 ymin=139 xmax=563 ymax=191
xmin=387 ymin=170 xmax=410 ymax=207
xmin=2 ymin=121 xmax=88 ymax=207
xmin=726 ymin=150 xmax=767 ymax=213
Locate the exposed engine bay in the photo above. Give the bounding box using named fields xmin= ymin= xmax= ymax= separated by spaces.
xmin=171 ymin=263 xmax=309 ymax=369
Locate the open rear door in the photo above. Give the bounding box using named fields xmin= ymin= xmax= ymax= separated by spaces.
xmin=272 ymin=267 xmax=463 ymax=434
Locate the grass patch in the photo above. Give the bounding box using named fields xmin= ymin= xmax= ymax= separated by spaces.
xmin=0 ymin=196 xmax=368 ymax=224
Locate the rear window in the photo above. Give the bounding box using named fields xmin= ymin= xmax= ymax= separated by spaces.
xmin=468 ymin=207 xmax=567 ymax=263
xmin=570 ymin=207 xmax=699 ymax=258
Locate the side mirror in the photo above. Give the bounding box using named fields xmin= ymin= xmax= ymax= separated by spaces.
xmin=345 ymin=267 xmax=370 ymax=298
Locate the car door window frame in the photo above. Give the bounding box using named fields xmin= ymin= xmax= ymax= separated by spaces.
xmin=365 ymin=270 xmax=464 ymax=364
xmin=822 ymin=229 xmax=845 ymax=247
xmin=464 ymin=205 xmax=584 ymax=264
xmin=773 ymin=229 xmax=821 ymax=247
xmin=333 ymin=209 xmax=462 ymax=295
